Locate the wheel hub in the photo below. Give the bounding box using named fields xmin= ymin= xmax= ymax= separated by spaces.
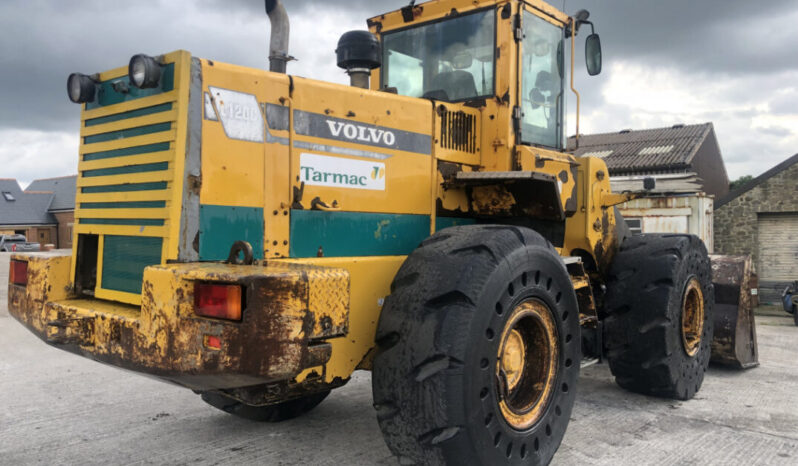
xmin=496 ymin=299 xmax=559 ymax=431
xmin=500 ymin=329 xmax=526 ymax=391
xmin=681 ymin=277 xmax=705 ymax=357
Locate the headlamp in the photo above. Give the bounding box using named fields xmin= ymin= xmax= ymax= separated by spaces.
xmin=128 ymin=54 xmax=161 ymax=89
xmin=67 ymin=73 xmax=96 ymax=104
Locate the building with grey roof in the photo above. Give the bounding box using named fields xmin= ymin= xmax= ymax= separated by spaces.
xmin=0 ymin=175 xmax=77 ymax=248
xmin=567 ymin=122 xmax=729 ymax=198
xmin=26 ymin=176 xmax=76 ymax=213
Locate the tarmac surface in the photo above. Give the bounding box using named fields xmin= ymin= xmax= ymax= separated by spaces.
xmin=1 ymin=251 xmax=797 ymax=465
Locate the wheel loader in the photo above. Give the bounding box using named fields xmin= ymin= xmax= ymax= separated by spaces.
xmin=7 ymin=0 xmax=747 ymax=464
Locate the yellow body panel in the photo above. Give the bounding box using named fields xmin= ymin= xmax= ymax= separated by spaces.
xmin=288 ymin=77 xmax=433 ymax=215
xmin=9 ymin=0 xmax=629 ymax=402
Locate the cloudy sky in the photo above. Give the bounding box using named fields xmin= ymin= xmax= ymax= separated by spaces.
xmin=1 ymin=0 xmax=796 ymax=187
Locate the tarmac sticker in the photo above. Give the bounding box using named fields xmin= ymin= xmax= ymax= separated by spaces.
xmin=299 ymin=153 xmax=385 ymax=191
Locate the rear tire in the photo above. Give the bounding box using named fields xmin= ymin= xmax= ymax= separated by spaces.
xmin=604 ymin=234 xmax=714 ymax=400
xmin=372 ymin=225 xmax=580 ymax=465
xmin=200 ymin=390 xmax=330 ymax=422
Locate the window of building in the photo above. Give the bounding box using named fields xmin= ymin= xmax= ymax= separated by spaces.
xmin=2 ymin=191 xmax=15 ymax=201
xmin=625 ymin=217 xmax=642 ymax=235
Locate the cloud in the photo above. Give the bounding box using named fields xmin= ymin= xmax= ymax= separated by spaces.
xmin=1 ymin=0 xmax=797 ymax=184
xmin=574 ymin=60 xmax=798 ymax=178
xmin=0 ymin=129 xmax=78 ymax=188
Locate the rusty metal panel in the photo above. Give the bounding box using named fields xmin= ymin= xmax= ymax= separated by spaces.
xmin=642 ymin=215 xmax=688 ymax=234
xmin=618 ymin=193 xmax=714 ymax=252
xmin=8 ymin=256 xmax=351 ymax=391
xmin=709 ymin=254 xmax=759 ymax=369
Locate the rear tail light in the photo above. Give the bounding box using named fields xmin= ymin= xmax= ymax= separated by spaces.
xmin=10 ymin=260 xmax=28 ymax=286
xmin=204 ymin=335 xmax=222 ymax=350
xmin=194 ymin=283 xmax=243 ymax=320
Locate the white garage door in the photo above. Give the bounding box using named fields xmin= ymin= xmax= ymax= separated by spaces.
xmin=758 ymin=214 xmax=798 ymax=298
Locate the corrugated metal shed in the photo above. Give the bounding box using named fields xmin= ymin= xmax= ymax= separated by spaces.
xmin=611 ymin=172 xmax=704 ymax=194
xmin=567 ymin=123 xmax=712 ymax=174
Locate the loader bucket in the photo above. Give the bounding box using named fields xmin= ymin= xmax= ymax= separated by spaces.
xmin=709 ymin=255 xmax=759 ymax=369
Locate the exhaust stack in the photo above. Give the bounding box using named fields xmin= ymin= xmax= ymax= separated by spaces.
xmin=265 ymin=0 xmax=290 ymax=73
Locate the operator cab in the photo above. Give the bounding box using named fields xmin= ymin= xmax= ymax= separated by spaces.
xmin=375 ymin=1 xmax=600 ymax=151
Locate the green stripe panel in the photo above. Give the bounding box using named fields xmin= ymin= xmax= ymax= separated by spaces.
xmin=290 ymin=210 xmax=423 ymax=258
xmin=80 ymin=218 xmax=165 ymax=226
xmin=81 ymin=181 xmax=167 ymax=193
xmin=290 ymin=212 xmax=478 ymax=258
xmin=84 ymin=122 xmax=171 ymax=145
xmin=82 ymin=162 xmax=168 ymax=178
xmin=101 ymin=235 xmax=163 ymax=294
xmin=85 ymin=103 xmax=173 ymax=127
xmin=199 ymin=205 xmax=264 ymax=261
xmin=81 ymin=201 xmax=166 ymax=209
xmin=86 ymin=63 xmax=175 ymax=110
xmin=83 ymin=142 xmax=170 ymax=162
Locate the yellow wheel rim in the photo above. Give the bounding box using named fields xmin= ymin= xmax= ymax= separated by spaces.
xmin=681 ymin=277 xmax=704 ymax=357
xmin=496 ymin=299 xmax=559 ymax=431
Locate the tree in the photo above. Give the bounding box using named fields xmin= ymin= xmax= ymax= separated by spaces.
xmin=729 ymin=175 xmax=753 ymax=190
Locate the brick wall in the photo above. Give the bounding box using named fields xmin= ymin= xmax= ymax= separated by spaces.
xmin=53 ymin=211 xmax=74 ymax=249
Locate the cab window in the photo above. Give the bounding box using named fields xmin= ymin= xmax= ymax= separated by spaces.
xmin=382 ymin=9 xmax=496 ymax=102
xmin=520 ymin=11 xmax=565 ymax=149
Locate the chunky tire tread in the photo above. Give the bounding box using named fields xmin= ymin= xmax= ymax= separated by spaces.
xmin=604 ymin=234 xmax=714 ymax=400
xmin=372 ymin=225 xmax=581 ymax=465
xmin=200 ymin=390 xmax=330 ymax=422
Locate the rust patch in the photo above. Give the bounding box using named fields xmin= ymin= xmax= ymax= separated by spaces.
xmin=11 ymin=258 xmax=351 ymax=393
xmin=187 ymin=174 xmax=202 ymax=195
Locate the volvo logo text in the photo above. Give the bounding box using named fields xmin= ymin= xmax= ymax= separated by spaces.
xmin=326 ymin=120 xmax=396 ymax=146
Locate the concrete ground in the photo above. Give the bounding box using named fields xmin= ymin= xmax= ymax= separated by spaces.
xmin=1 ymin=251 xmax=797 ymax=465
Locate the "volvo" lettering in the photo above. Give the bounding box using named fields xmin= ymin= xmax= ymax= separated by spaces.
xmin=326 ymin=120 xmax=397 ymax=146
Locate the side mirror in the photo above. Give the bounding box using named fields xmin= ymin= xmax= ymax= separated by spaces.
xmin=585 ymin=33 xmax=602 ymax=76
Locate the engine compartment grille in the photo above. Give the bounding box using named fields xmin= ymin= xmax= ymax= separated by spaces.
xmin=439 ymin=109 xmax=477 ymax=154
xmin=73 ymin=52 xmax=190 ymax=305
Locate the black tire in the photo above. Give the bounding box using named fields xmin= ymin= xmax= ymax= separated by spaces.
xmin=200 ymin=390 xmax=330 ymax=422
xmin=604 ymin=234 xmax=714 ymax=400
xmin=372 ymin=225 xmax=580 ymax=465
xmin=793 ymin=303 xmax=798 ymax=327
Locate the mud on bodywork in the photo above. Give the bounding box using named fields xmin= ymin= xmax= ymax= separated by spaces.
xmin=8 ymin=253 xmax=350 ymax=391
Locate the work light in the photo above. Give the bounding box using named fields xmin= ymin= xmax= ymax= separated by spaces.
xmin=128 ymin=54 xmax=161 ymax=89
xmin=67 ymin=73 xmax=96 ymax=103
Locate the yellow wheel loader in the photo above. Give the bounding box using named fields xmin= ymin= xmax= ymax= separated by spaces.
xmin=9 ymin=0 xmax=746 ymax=463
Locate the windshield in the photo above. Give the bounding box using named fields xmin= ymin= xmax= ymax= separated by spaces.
xmin=520 ymin=11 xmax=565 ymax=149
xmin=381 ymin=9 xmax=496 ymax=102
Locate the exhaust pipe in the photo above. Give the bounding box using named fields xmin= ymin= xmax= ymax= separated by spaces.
xmin=265 ymin=0 xmax=290 ymax=73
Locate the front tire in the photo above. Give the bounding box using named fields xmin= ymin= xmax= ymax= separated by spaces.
xmin=604 ymin=234 xmax=714 ymax=400
xmin=372 ymin=225 xmax=580 ymax=465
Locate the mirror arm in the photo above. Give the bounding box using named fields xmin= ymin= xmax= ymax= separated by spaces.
xmin=569 ymin=17 xmax=581 ymax=149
